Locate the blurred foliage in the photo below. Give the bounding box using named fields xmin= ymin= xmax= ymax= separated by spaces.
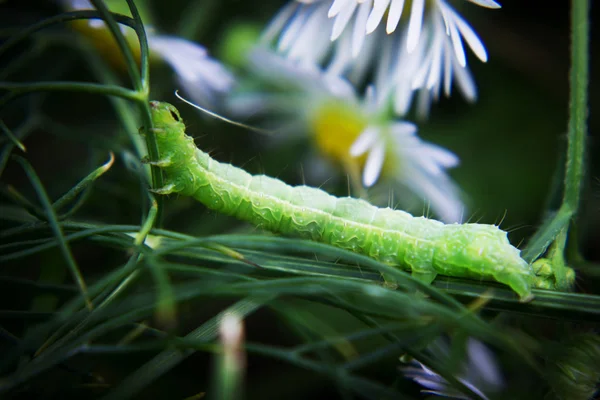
xmin=0 ymin=0 xmax=598 ymax=399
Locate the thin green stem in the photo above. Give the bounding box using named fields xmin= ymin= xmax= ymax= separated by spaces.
xmin=524 ymin=0 xmax=588 ymax=262
xmin=52 ymin=153 xmax=115 ymax=213
xmin=89 ymin=0 xmax=142 ymax=92
xmin=0 ymin=119 xmax=26 ymax=152
xmin=0 ymin=81 xmax=141 ymax=109
xmin=563 ymin=0 xmax=588 ymax=212
xmin=125 ymin=0 xmax=150 ymax=93
xmin=123 ymin=0 xmax=163 ymax=224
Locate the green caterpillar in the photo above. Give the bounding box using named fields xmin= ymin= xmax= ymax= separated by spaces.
xmin=146 ymin=101 xmax=575 ymax=302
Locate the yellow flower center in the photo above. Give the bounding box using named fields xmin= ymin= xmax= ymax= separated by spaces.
xmin=309 ymin=101 xmax=368 ymax=167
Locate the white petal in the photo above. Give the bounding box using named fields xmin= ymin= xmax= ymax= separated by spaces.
xmin=403 ymin=164 xmax=464 ymax=223
xmin=390 ymin=121 xmax=417 ymax=136
xmin=386 ymin=0 xmax=406 ymax=34
xmin=443 ymin=38 xmax=453 ymax=96
xmin=331 ymin=0 xmax=358 ymax=40
xmin=329 ymin=0 xmax=351 ymax=18
xmin=363 ymin=140 xmax=385 ymax=187
xmin=351 ymin=0 xmax=371 ymax=56
xmin=425 ymin=28 xmax=444 ymax=89
xmin=327 ymin=29 xmax=354 ymax=74
xmin=287 ymin=6 xmax=332 ymax=62
xmin=465 ymin=0 xmax=501 ymax=9
xmin=261 ymin=2 xmax=298 ymax=44
xmin=415 ymin=88 xmax=433 ymax=119
xmin=467 ymin=339 xmax=503 ymax=386
xmin=406 ymin=0 xmax=425 ymax=53
xmin=366 ymin=0 xmax=390 ymax=33
xmin=279 ymin=5 xmax=313 ymax=51
xmin=363 ymin=84 xmax=378 ymax=111
xmin=443 ymin=5 xmax=467 ymax=67
xmin=452 ymin=56 xmax=477 ymax=102
xmin=415 ymin=144 xmax=459 ymax=175
xmin=149 ymin=35 xmax=235 ymax=104
xmin=350 ymin=126 xmax=379 ymax=156
xmin=393 ymin=85 xmax=416 ymax=116
xmin=450 ymin=7 xmax=489 ymax=62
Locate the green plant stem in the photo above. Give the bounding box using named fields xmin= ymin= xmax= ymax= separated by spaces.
xmin=89 ymin=0 xmax=142 ymax=92
xmin=123 ymin=0 xmax=164 ymax=225
xmin=524 ymin=0 xmax=588 ymax=261
xmin=563 ymin=0 xmax=588 ymax=212
xmin=125 ymin=0 xmax=150 ymax=93
xmin=0 ymin=82 xmax=141 ymax=108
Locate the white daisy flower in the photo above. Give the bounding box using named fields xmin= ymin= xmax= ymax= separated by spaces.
xmin=229 ymin=49 xmax=464 ymax=223
xmin=402 ymin=337 xmax=504 ymax=400
xmin=262 ymin=0 xmax=500 ymax=117
xmin=61 ymin=0 xmax=235 ymax=108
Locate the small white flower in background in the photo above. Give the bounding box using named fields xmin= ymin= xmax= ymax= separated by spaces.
xmin=230 ymin=49 xmax=464 ymax=223
xmin=148 ymin=36 xmax=235 ymax=108
xmin=61 ymin=0 xmax=235 ymax=108
xmin=263 ymin=0 xmax=500 ymax=117
xmin=402 ymin=337 xmax=504 ymax=400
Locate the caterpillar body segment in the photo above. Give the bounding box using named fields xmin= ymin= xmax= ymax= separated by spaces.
xmin=148 ymin=101 xmax=574 ymax=302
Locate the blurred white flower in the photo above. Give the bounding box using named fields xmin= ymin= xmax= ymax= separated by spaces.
xmin=230 ymin=49 xmax=464 ymax=222
xmin=262 ymin=0 xmax=499 ymax=117
xmin=61 ymin=0 xmax=235 ymax=108
xmin=402 ymin=337 xmax=504 ymax=400
xmin=148 ymin=35 xmax=235 ymax=108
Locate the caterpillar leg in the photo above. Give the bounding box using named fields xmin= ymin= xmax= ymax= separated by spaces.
xmin=151 ymin=183 xmax=178 ymax=195
xmin=142 ymin=156 xmax=173 ymax=168
xmin=493 ymin=271 xmax=534 ymax=303
xmin=411 ymin=270 xmax=438 ymax=285
xmin=380 ymin=269 xmax=437 ymax=289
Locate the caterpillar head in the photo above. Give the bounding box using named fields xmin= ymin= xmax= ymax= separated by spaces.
xmin=147 ymin=101 xmax=195 ymax=165
xmin=146 ymin=101 xmax=198 ymax=195
xmin=149 ymin=101 xmax=186 ymax=134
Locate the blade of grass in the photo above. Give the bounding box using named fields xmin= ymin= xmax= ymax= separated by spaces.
xmin=0 ymin=119 xmax=26 ymax=152
xmin=0 ymin=184 xmax=46 ymax=220
xmin=11 ymin=156 xmax=91 ymax=310
xmin=52 ymin=152 xmax=115 ymax=214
